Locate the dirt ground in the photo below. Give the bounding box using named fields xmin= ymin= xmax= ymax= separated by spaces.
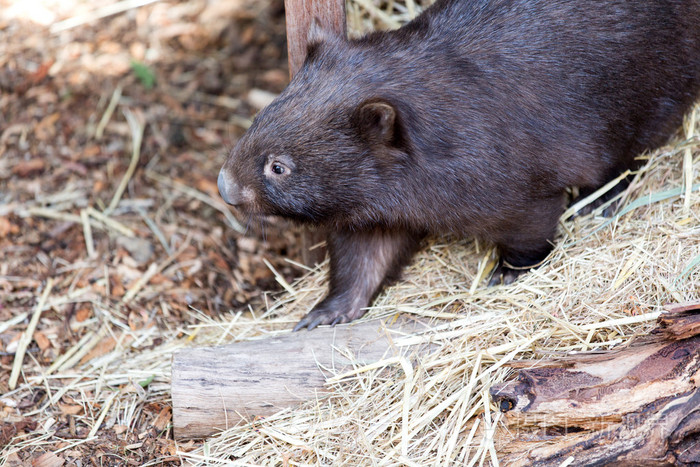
xmin=1 ymin=0 xmax=299 ymax=464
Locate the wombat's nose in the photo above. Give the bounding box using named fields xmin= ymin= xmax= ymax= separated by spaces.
xmin=218 ymin=170 xmax=239 ymax=206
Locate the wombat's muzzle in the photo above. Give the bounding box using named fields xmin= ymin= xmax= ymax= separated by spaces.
xmin=217 ymin=170 xmax=239 ymax=206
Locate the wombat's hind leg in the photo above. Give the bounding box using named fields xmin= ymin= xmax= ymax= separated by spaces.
xmin=293 ymin=228 xmax=423 ymax=331
xmin=488 ymin=197 xmax=562 ymax=286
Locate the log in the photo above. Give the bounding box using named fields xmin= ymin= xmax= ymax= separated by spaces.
xmin=491 ymin=301 xmax=700 ymax=466
xmin=283 ymin=0 xmax=346 ymax=265
xmin=172 ymin=318 xmax=429 ymax=439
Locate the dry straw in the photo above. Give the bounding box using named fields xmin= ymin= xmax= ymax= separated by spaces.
xmin=2 ymin=1 xmax=698 ymax=465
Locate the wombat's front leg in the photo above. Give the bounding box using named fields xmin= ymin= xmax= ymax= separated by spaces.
xmin=293 ymin=228 xmax=423 ymax=331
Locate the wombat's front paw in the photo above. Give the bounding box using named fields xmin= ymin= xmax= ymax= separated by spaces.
xmin=293 ymin=302 xmax=365 ymax=331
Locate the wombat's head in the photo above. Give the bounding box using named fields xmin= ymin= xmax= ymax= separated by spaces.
xmin=218 ymin=22 xmax=410 ymax=226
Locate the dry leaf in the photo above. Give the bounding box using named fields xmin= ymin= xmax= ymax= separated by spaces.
xmin=4 ymin=452 xmax=22 ymax=466
xmin=110 ymin=275 xmax=125 ymax=297
xmin=79 ymin=336 xmax=116 ymax=365
xmin=75 ymin=306 xmax=91 ymax=322
xmin=12 ymin=159 xmax=45 ymax=177
xmin=152 ymin=406 xmax=171 ymax=432
xmin=58 ymin=403 xmax=82 ymax=416
xmin=208 ymin=251 xmax=229 ymax=270
xmin=34 ymin=112 xmax=60 ymax=140
xmin=128 ymin=310 xmax=150 ymax=331
xmin=92 ymin=179 xmax=105 ymax=193
xmin=0 ymin=217 xmax=13 ymax=237
xmin=33 ymin=331 xmax=50 ymax=351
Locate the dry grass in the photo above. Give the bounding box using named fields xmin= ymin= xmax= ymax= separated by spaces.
xmin=2 ymin=0 xmax=699 ymax=465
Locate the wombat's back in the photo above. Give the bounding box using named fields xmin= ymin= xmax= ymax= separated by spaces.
xmin=384 ymin=0 xmax=700 ymax=187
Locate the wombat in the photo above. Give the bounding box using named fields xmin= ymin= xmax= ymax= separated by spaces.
xmin=218 ymin=0 xmax=700 ymax=330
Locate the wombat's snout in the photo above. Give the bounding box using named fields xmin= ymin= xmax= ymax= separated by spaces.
xmin=218 ymin=170 xmax=240 ymax=206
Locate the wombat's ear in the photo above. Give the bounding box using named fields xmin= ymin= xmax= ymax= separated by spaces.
xmin=355 ymin=100 xmax=398 ymax=147
xmin=307 ymin=17 xmax=341 ymax=45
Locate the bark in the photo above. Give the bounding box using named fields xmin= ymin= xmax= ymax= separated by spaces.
xmin=491 ymin=301 xmax=700 ymax=466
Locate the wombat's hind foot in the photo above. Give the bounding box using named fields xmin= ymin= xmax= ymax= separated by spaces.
xmin=487 ymin=261 xmax=526 ymax=286
xmin=570 ymin=176 xmax=631 ymax=217
xmin=489 ymin=237 xmax=555 ymax=286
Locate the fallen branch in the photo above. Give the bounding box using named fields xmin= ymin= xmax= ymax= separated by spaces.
xmin=491 ymin=300 xmax=700 ymax=466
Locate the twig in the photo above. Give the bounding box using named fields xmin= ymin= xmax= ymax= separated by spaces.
xmin=95 ymin=86 xmax=122 ymax=140
xmin=122 ymin=234 xmax=193 ymax=304
xmin=25 ymin=207 xmax=81 ymax=224
xmin=0 ymin=312 xmax=30 ymax=334
xmin=562 ymin=170 xmax=630 ymax=220
xmin=9 ymin=279 xmax=54 ymax=390
xmin=23 ymin=206 xmax=134 ymax=237
xmin=138 ymin=209 xmax=173 ymax=255
xmin=88 ymin=390 xmax=119 ymax=438
xmin=54 ymin=323 xmax=110 ymax=373
xmin=122 ymin=263 xmax=159 ymax=303
xmin=683 ymin=108 xmax=697 ymax=213
xmin=263 ymin=258 xmax=296 ymax=296
xmin=45 ymin=331 xmax=95 ymax=376
xmin=86 ymin=207 xmax=135 ymax=237
xmin=81 ymin=209 xmax=96 ymax=257
xmin=106 ymin=108 xmax=144 ymax=214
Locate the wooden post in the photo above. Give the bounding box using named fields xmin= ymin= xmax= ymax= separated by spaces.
xmin=171 ymin=318 xmax=431 ymax=439
xmin=284 ymin=0 xmax=346 ymax=76
xmin=283 ymin=0 xmax=346 ymax=265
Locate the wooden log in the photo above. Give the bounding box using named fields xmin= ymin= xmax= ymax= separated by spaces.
xmin=172 ymin=318 xmax=430 ymax=439
xmin=491 ymin=301 xmax=700 ymax=466
xmin=283 ymin=0 xmax=346 ymax=265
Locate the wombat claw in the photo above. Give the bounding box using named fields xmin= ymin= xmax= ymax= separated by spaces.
xmin=293 ymin=307 xmax=354 ymax=331
xmin=488 ymin=263 xmax=525 ymax=287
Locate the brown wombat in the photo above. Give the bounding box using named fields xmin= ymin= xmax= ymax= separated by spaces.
xmin=218 ymin=0 xmax=700 ymax=330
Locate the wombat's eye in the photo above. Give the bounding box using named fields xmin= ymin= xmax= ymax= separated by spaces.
xmin=265 ymin=155 xmax=293 ymax=179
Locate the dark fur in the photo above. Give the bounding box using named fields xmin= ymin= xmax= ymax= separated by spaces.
xmin=219 ymin=0 xmax=700 ymax=330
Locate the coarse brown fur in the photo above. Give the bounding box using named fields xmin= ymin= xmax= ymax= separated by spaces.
xmin=218 ymin=0 xmax=700 ymax=330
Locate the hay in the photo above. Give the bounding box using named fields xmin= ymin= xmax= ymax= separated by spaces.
xmin=2 ymin=0 xmax=699 ymax=465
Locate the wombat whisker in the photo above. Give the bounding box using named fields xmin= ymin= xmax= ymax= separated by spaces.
xmin=244 ymin=214 xmax=253 ymax=235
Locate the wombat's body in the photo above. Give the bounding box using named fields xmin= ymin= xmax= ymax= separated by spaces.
xmin=219 ymin=0 xmax=700 ymax=330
